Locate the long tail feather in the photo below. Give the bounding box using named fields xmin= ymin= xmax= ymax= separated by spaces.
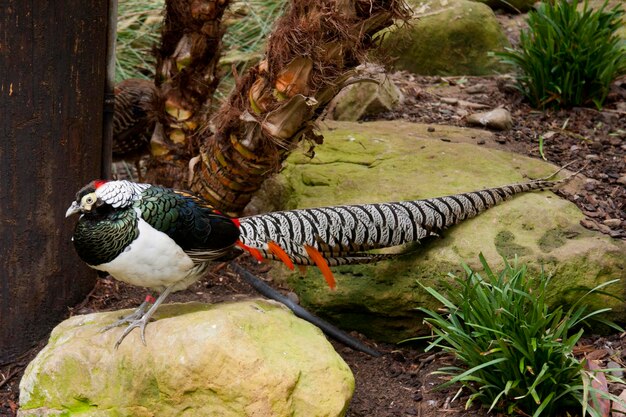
xmin=237 ymin=174 xmax=574 ymax=285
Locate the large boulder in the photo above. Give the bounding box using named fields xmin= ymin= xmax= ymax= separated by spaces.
xmin=251 ymin=120 xmax=626 ymax=343
xmin=376 ymin=0 xmax=509 ymax=75
xmin=19 ymin=300 xmax=354 ymax=417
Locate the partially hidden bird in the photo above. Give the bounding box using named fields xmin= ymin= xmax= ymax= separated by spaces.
xmin=66 ymin=174 xmax=569 ymax=347
xmin=112 ymin=79 xmax=158 ymax=182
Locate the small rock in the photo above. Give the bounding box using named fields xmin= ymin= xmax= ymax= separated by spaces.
xmin=570 ymin=145 xmax=580 ymax=152
xmin=585 ymin=154 xmax=600 ymax=161
xmin=583 ymin=210 xmax=604 ymax=218
xmin=466 ymin=83 xmax=486 ymax=94
xmin=286 ymin=291 xmax=300 ymax=305
xmin=477 ymin=139 xmax=486 ymax=145
xmin=457 ymin=100 xmax=490 ymax=110
xmin=617 ymin=175 xmax=626 ymax=185
xmin=466 ymin=108 xmax=513 ymax=131
xmin=581 ymin=218 xmax=600 ymax=231
xmin=603 ymin=219 xmax=622 ymax=228
xmin=441 ymin=97 xmax=458 ymax=105
xmin=427 ymin=126 xmax=436 ymax=132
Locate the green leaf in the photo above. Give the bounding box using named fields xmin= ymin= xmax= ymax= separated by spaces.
xmin=418 ymin=256 xmax=624 ymax=416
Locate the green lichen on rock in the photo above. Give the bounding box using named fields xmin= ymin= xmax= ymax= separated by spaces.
xmin=376 ymin=0 xmax=510 ymax=75
xmin=495 ymin=230 xmax=532 ymax=258
xmin=538 ymin=228 xmax=581 ymax=253
xmin=19 ymin=301 xmax=354 ymax=417
xmin=260 ymin=120 xmax=626 ymax=343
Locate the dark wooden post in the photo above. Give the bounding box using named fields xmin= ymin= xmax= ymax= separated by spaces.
xmin=0 ymin=1 xmax=111 ymax=362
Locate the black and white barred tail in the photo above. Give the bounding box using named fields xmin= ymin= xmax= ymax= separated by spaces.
xmin=237 ymin=177 xmax=565 ymax=267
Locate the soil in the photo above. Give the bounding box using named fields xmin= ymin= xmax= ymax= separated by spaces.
xmin=1 ymin=10 xmax=625 ymax=417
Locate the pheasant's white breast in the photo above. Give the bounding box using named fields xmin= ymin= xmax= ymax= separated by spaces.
xmin=91 ymin=217 xmax=196 ymax=292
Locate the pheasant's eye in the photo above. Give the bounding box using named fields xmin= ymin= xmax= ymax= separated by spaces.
xmin=82 ymin=193 xmax=96 ymax=207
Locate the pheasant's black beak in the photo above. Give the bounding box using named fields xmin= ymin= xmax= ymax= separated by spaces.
xmin=65 ymin=201 xmax=81 ymax=217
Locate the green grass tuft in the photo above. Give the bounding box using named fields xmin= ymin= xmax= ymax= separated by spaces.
xmin=496 ymin=0 xmax=626 ymax=109
xmin=115 ymin=0 xmax=287 ymax=99
xmin=414 ymin=254 xmax=624 ymax=416
xmin=116 ymin=0 xmax=164 ymax=82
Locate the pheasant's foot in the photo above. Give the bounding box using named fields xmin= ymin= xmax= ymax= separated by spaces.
xmin=102 ymin=287 xmax=174 ymax=349
xmin=100 ymin=297 xmax=153 ymax=333
xmin=114 ymin=316 xmax=151 ymax=349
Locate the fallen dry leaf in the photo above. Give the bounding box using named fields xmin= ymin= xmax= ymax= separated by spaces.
xmin=586 ymin=359 xmax=611 ymax=417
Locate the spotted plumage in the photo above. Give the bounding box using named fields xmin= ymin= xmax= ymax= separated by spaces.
xmin=66 ymin=174 xmax=568 ymax=347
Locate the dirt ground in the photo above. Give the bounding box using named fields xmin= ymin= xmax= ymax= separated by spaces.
xmin=2 ymin=11 xmax=625 ymax=417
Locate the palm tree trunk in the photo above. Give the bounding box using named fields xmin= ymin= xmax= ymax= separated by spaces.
xmin=191 ymin=0 xmax=410 ymax=215
xmin=148 ymin=0 xmax=409 ymax=215
xmin=146 ymin=0 xmax=231 ymax=187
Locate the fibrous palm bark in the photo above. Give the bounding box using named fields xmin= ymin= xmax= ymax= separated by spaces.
xmin=146 ymin=0 xmax=231 ymax=187
xmin=148 ymin=0 xmax=410 ymax=215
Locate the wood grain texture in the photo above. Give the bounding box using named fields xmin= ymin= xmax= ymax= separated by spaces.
xmin=0 ymin=0 xmax=109 ymax=362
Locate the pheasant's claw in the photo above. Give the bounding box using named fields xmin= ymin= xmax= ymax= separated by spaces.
xmin=101 ymin=312 xmax=143 ymax=333
xmin=113 ymin=316 xmax=150 ymax=349
xmin=100 ymin=300 xmax=151 ymax=333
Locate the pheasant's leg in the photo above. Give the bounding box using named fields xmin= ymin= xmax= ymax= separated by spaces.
xmin=113 ymin=285 xmax=175 ymax=349
xmin=101 ymin=294 xmax=155 ymax=333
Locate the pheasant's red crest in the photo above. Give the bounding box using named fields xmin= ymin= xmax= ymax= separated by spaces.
xmin=94 ymin=180 xmax=108 ymax=189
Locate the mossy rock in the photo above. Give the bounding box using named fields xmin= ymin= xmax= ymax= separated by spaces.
xmin=376 ymin=0 xmax=510 ymax=75
xmin=255 ymin=120 xmax=626 ymax=343
xmin=330 ymin=76 xmax=403 ymax=121
xmin=18 ymin=301 xmax=354 ymax=417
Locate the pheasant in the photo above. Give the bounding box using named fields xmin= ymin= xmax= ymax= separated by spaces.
xmin=112 ymin=79 xmax=158 ymax=181
xmin=66 ymin=174 xmax=569 ymax=347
